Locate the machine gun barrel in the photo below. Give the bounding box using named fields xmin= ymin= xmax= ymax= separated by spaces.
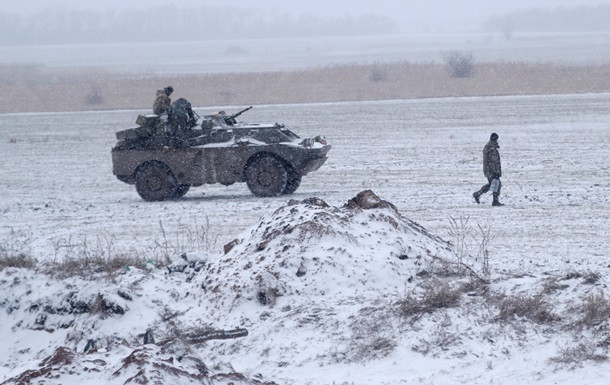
xmin=229 ymin=106 xmax=253 ymax=120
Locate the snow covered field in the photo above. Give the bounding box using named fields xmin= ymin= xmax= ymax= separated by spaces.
xmin=2 ymin=32 xmax=610 ymax=74
xmin=1 ymin=93 xmax=609 ymax=384
xmin=1 ymin=93 xmax=608 ymax=270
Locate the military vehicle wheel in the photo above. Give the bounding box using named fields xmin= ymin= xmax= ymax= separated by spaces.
xmin=282 ymin=169 xmax=302 ymax=194
xmin=135 ymin=162 xmax=178 ymax=201
xmin=245 ymin=156 xmax=288 ymax=197
xmin=172 ymin=185 xmax=190 ymax=199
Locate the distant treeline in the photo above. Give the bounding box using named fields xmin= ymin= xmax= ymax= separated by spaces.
xmin=0 ymin=6 xmax=395 ymax=45
xmin=482 ymin=5 xmax=610 ymax=36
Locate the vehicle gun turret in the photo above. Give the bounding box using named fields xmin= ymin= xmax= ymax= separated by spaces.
xmin=223 ymin=106 xmax=252 ymax=125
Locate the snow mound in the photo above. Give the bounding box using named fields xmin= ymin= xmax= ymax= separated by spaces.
xmin=3 ymin=190 xmax=609 ymax=384
xmin=201 ymin=190 xmax=457 ymax=310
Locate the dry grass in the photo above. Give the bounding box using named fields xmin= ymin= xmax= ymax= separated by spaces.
xmin=494 ymin=293 xmax=560 ymax=324
xmin=0 ymin=219 xmax=213 ymax=279
xmin=46 ymin=255 xmax=158 ymax=279
xmin=1 ymin=61 xmax=609 ymax=113
xmin=395 ymin=279 xmax=463 ymax=320
xmin=575 ymin=291 xmax=610 ymax=328
xmin=0 ymin=253 xmax=37 ymax=270
xmin=550 ymin=343 xmax=607 ymax=368
xmin=347 ymin=305 xmax=397 ymax=362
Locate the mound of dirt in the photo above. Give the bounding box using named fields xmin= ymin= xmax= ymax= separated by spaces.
xmin=201 ymin=190 xmax=458 ymax=311
xmin=0 ymin=191 xmax=469 ymax=384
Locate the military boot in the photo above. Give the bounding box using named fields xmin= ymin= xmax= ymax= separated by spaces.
xmin=492 ymin=193 xmax=504 ymax=207
xmin=473 ymin=191 xmax=481 ymax=204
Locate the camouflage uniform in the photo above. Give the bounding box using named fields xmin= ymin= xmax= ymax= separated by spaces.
xmin=167 ymin=98 xmax=197 ymax=148
xmin=153 ymin=89 xmax=171 ymax=115
xmin=473 ymin=133 xmax=504 ymax=206
xmin=483 ymin=139 xmax=502 ymax=181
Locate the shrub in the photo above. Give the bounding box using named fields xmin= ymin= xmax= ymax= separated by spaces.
xmin=495 ymin=293 xmax=559 ymax=324
xmin=0 ymin=253 xmax=37 ymax=270
xmin=442 ymin=50 xmax=475 ymax=78
xmin=369 ymin=65 xmax=388 ymax=82
xmin=447 ymin=216 xmax=472 ymax=274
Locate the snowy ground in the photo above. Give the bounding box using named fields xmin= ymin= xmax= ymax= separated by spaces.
xmin=1 ymin=93 xmax=608 ymax=271
xmin=1 ymin=93 xmax=609 ymax=384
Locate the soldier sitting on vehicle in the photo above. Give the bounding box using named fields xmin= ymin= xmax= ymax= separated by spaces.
xmin=153 ymin=86 xmax=173 ymax=115
xmin=166 ymin=98 xmax=199 ymax=147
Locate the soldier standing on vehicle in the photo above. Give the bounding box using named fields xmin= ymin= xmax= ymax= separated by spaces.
xmin=153 ymin=86 xmax=173 ymax=115
xmin=473 ymin=132 xmax=504 ymax=206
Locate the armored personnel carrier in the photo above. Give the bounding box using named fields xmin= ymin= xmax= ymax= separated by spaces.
xmin=111 ymin=105 xmax=331 ymax=201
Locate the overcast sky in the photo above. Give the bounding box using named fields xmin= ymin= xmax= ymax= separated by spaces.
xmin=6 ymin=0 xmax=610 ymax=31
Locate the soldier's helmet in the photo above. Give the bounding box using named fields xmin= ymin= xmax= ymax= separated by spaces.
xmin=164 ymin=86 xmax=174 ymax=95
xmin=490 ymin=133 xmax=499 ymax=141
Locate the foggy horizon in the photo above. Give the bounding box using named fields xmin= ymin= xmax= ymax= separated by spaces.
xmin=1 ymin=0 xmax=609 ymax=73
xmin=4 ymin=0 xmax=610 ymax=34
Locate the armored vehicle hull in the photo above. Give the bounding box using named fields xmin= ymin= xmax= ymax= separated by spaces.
xmin=111 ymin=107 xmax=330 ymax=201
